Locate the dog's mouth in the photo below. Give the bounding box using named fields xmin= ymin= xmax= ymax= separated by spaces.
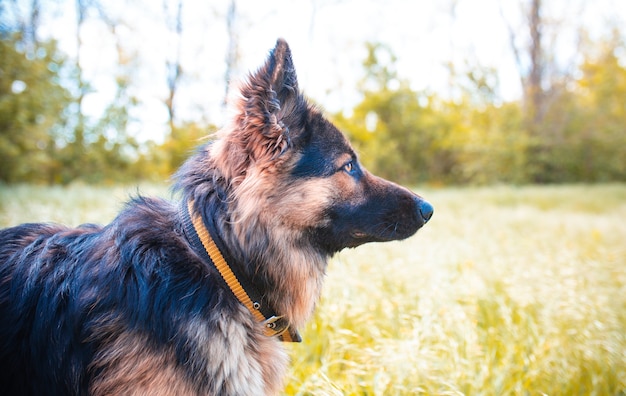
xmin=349 ymin=230 xmax=389 ymax=244
xmin=349 ymin=221 xmax=423 ymax=244
xmin=350 ymin=231 xmax=368 ymax=239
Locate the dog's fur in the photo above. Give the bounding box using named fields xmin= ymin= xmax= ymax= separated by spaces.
xmin=0 ymin=39 xmax=432 ymax=395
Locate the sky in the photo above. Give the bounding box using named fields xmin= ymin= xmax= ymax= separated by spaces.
xmin=11 ymin=0 xmax=626 ymax=142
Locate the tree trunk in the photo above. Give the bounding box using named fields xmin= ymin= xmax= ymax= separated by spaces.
xmin=223 ymin=0 xmax=238 ymax=107
xmin=164 ymin=0 xmax=183 ymax=134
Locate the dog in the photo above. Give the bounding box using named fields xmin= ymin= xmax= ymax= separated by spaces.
xmin=0 ymin=39 xmax=433 ymax=395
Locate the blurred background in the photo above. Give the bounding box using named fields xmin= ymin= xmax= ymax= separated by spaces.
xmin=1 ymin=0 xmax=625 ymax=185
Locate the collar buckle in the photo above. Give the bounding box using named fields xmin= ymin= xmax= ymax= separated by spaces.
xmin=264 ymin=315 xmax=289 ymax=336
xmin=264 ymin=316 xmax=302 ymax=342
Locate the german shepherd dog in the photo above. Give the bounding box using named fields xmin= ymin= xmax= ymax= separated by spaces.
xmin=0 ymin=39 xmax=433 ymax=395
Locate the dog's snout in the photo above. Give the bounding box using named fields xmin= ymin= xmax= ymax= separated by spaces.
xmin=416 ymin=199 xmax=434 ymax=223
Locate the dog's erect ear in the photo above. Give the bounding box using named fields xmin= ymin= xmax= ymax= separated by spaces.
xmin=235 ymin=38 xmax=304 ymax=162
xmin=265 ymin=38 xmax=299 ymax=102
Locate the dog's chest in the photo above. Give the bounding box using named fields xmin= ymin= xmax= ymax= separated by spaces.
xmin=184 ymin=315 xmax=290 ymax=395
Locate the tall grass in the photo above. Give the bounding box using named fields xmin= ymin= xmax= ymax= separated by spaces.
xmin=286 ymin=185 xmax=626 ymax=395
xmin=1 ymin=184 xmax=625 ymax=395
xmin=0 ymin=183 xmax=169 ymax=226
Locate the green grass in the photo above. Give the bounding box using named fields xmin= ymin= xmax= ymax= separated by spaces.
xmin=1 ymin=183 xmax=625 ymax=395
xmin=0 ymin=183 xmax=170 ymax=226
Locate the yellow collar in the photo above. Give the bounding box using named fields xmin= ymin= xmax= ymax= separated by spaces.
xmin=182 ymin=200 xmax=301 ymax=342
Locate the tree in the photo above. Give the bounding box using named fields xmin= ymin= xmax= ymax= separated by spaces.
xmin=500 ymin=0 xmax=589 ymax=182
xmin=0 ymin=35 xmax=73 ymax=183
xmin=158 ymin=122 xmax=217 ymax=177
xmin=163 ymin=0 xmax=183 ymax=134
xmin=335 ymin=42 xmax=533 ymax=185
xmin=223 ymin=0 xmax=238 ymax=107
xmin=334 ymin=43 xmax=460 ymax=184
xmin=1 ymin=0 xmax=41 ymax=53
xmin=559 ymin=34 xmax=626 ymax=181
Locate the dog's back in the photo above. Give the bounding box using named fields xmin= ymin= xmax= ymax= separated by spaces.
xmin=0 ymin=222 xmax=100 ymax=394
xmin=0 ymin=198 xmax=288 ymax=395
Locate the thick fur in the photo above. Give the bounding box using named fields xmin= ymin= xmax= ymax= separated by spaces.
xmin=0 ymin=39 xmax=432 ymax=395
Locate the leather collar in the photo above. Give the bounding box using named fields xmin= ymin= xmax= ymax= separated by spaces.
xmin=180 ymin=199 xmax=301 ymax=342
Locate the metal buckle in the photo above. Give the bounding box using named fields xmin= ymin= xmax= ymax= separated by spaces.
xmin=264 ymin=315 xmax=288 ymax=336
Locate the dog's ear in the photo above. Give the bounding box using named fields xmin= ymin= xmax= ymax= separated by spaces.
xmin=235 ymin=38 xmax=304 ymax=163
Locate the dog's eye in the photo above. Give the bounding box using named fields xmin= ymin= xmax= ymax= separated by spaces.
xmin=342 ymin=161 xmax=354 ymax=174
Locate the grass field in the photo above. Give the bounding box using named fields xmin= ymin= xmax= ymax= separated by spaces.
xmin=1 ymin=183 xmax=625 ymax=395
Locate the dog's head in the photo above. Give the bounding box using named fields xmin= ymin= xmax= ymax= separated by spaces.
xmin=211 ymin=39 xmax=433 ymax=255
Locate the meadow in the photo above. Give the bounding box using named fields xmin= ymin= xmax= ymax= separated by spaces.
xmin=1 ymin=183 xmax=625 ymax=395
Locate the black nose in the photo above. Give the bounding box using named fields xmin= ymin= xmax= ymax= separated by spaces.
xmin=418 ymin=199 xmax=434 ymax=223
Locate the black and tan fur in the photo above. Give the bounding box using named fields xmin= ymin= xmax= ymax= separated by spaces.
xmin=0 ymin=39 xmax=433 ymax=395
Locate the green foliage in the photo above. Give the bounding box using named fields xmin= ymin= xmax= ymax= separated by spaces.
xmin=2 ymin=32 xmax=626 ymax=185
xmin=159 ymin=122 xmax=217 ymax=176
xmin=0 ymin=34 xmax=214 ymax=184
xmin=334 ymin=43 xmax=529 ymax=186
xmin=0 ymin=35 xmax=72 ymax=183
xmin=558 ymin=40 xmax=626 ymax=182
xmin=0 ymin=34 xmax=143 ymax=184
xmin=336 ymin=40 xmax=626 ymax=185
xmin=334 ymin=43 xmax=454 ymax=184
xmin=56 ymin=67 xmax=143 ymax=184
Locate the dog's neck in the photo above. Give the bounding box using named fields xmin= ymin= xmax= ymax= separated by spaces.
xmin=181 ymin=199 xmax=302 ymax=342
